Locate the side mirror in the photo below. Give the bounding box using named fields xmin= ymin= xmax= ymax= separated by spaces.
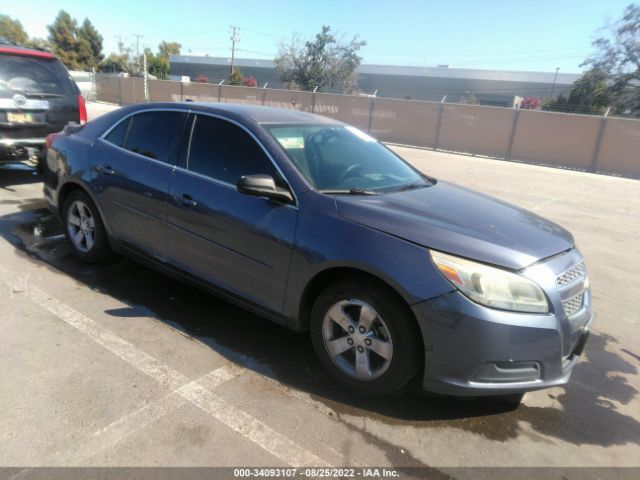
xmin=237 ymin=174 xmax=294 ymax=204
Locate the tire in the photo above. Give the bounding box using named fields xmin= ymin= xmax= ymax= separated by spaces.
xmin=62 ymin=189 xmax=114 ymax=263
xmin=310 ymin=277 xmax=421 ymax=396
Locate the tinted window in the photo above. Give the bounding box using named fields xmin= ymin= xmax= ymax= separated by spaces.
xmin=104 ymin=118 xmax=130 ymax=148
xmin=0 ymin=56 xmax=73 ymax=95
xmin=188 ymin=115 xmax=278 ymax=184
xmin=125 ymin=111 xmax=186 ymax=164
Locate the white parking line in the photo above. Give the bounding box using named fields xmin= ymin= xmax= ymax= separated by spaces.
xmin=0 ymin=265 xmax=330 ymax=467
xmin=51 ymin=365 xmax=242 ymax=465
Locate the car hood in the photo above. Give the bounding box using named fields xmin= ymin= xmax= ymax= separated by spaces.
xmin=335 ymin=180 xmax=574 ymax=270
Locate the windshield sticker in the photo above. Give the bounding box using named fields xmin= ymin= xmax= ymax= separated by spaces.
xmin=276 ymin=136 xmax=305 ymax=149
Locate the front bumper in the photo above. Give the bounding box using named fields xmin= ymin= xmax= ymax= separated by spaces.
xmin=0 ymin=137 xmax=45 ymax=163
xmin=411 ymin=290 xmax=593 ymax=396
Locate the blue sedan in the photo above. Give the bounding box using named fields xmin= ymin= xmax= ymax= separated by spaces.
xmin=44 ymin=103 xmax=593 ymax=402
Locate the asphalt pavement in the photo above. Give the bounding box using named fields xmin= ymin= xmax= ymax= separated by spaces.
xmin=0 ymin=102 xmax=638 ymax=476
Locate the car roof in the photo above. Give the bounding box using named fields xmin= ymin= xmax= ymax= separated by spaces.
xmin=133 ymin=102 xmax=344 ymax=126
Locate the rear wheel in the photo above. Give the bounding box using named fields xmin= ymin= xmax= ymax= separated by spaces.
xmin=62 ymin=190 xmax=113 ymax=263
xmin=310 ymin=278 xmax=421 ymax=396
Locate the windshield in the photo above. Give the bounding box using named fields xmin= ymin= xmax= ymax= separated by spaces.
xmin=0 ymin=55 xmax=72 ymax=95
xmin=266 ymin=124 xmax=430 ymax=193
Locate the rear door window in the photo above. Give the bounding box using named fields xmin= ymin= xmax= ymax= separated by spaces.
xmin=0 ymin=55 xmax=73 ymax=95
xmin=104 ymin=118 xmax=130 ymax=148
xmin=124 ymin=111 xmax=187 ymax=164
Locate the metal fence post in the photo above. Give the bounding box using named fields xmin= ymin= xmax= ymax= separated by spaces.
xmin=506 ymin=109 xmax=521 ymax=160
xmin=367 ymin=96 xmax=376 ymax=134
xmin=262 ymin=87 xmax=267 ymax=106
xmin=180 ymin=82 xmax=184 ymax=102
xmin=311 ymin=86 xmax=318 ymax=113
xmin=590 ymin=115 xmax=609 ymax=173
xmin=434 ymin=101 xmax=446 ymax=150
xmin=117 ymin=76 xmax=123 ymax=105
xmin=142 ymin=54 xmax=149 ymax=103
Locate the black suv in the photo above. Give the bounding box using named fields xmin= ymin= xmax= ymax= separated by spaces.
xmin=0 ymin=40 xmax=86 ymax=168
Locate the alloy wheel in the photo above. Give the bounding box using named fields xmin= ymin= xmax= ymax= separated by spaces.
xmin=321 ymin=299 xmax=394 ymax=380
xmin=66 ymin=200 xmax=96 ymax=253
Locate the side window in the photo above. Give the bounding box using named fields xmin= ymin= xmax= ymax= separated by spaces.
xmin=124 ymin=111 xmax=186 ymax=164
xmin=187 ymin=115 xmax=279 ymax=184
xmin=104 ymin=118 xmax=130 ymax=148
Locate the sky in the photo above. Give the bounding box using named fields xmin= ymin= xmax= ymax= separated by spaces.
xmin=2 ymin=0 xmax=632 ymax=73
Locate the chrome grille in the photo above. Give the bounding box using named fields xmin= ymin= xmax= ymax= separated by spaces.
xmin=562 ymin=292 xmax=584 ymax=317
xmin=556 ymin=262 xmax=585 ymax=288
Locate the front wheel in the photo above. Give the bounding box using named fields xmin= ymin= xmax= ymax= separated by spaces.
xmin=310 ymin=278 xmax=421 ymax=396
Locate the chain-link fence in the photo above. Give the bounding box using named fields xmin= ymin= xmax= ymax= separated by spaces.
xmin=95 ymin=74 xmax=640 ymax=179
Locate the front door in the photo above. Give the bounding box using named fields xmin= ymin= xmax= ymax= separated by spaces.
xmin=167 ymin=114 xmax=297 ymax=313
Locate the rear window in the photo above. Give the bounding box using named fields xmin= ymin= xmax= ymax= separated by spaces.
xmin=0 ymin=55 xmax=73 ymax=95
xmin=123 ymin=111 xmax=187 ymax=164
xmin=104 ymin=118 xmax=131 ymax=148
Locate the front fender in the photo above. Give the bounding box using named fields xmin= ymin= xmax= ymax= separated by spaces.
xmin=282 ymin=192 xmax=454 ymax=327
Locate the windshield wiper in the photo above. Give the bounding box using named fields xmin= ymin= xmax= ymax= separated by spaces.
xmin=397 ymin=182 xmax=430 ymax=192
xmin=319 ymin=188 xmax=379 ymax=196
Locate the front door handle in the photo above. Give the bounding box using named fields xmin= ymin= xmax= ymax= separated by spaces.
xmin=96 ymin=164 xmax=115 ymax=175
xmin=178 ymin=193 xmax=197 ymax=207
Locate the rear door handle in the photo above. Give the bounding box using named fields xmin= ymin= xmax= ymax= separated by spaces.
xmin=96 ymin=164 xmax=115 ymax=175
xmin=178 ymin=193 xmax=197 ymax=207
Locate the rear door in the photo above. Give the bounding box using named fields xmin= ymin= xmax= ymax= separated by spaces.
xmin=167 ymin=114 xmax=298 ymax=313
xmin=0 ymin=51 xmax=79 ymax=142
xmin=92 ymin=110 xmax=188 ymax=261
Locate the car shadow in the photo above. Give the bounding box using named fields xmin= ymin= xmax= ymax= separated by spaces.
xmin=1 ymin=205 xmax=639 ymax=448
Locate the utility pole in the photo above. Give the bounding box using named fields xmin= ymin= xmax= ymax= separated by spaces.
xmin=550 ymin=67 xmax=560 ymax=98
xmin=229 ymin=26 xmax=240 ymax=76
xmin=134 ymin=34 xmax=144 ymax=72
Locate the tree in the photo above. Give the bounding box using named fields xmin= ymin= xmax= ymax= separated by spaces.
xmin=274 ymin=26 xmax=366 ymax=93
xmin=47 ymin=11 xmax=104 ymax=70
xmin=582 ymin=3 xmax=640 ymax=115
xmin=47 ymin=10 xmax=81 ymax=69
xmin=462 ymin=92 xmax=479 ymax=105
xmin=143 ymin=41 xmax=181 ymax=79
xmin=229 ymin=67 xmax=244 ymax=86
xmin=77 ymin=18 xmax=104 ymax=68
xmin=568 ymin=70 xmax=611 ymax=114
xmin=101 ymin=53 xmax=129 ymax=73
xmin=26 ymin=37 xmax=50 ymax=50
xmin=0 ymin=14 xmax=28 ymax=44
xmin=158 ymin=41 xmax=181 ymax=59
xmin=544 ymin=70 xmax=612 ymax=114
xmin=100 ymin=37 xmax=133 ymax=73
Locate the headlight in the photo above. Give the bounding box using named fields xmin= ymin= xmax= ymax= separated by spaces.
xmin=430 ymin=250 xmax=549 ymax=313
